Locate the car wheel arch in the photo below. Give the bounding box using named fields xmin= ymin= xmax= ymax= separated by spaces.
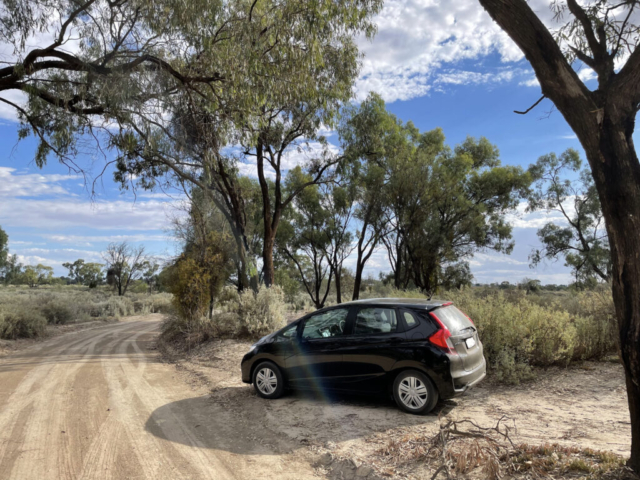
xmin=387 ymin=365 xmax=440 ymax=395
xmin=249 ymin=356 xmax=288 ymax=385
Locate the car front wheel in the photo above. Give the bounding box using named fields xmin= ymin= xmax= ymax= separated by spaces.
xmin=252 ymin=361 xmax=285 ymax=399
xmin=392 ymin=370 xmax=438 ymax=414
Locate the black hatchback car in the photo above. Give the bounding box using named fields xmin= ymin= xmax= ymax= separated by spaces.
xmin=241 ymin=298 xmax=486 ymax=414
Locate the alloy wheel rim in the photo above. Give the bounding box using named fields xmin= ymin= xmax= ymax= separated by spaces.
xmin=256 ymin=367 xmax=277 ymax=395
xmin=398 ymin=376 xmax=428 ymax=409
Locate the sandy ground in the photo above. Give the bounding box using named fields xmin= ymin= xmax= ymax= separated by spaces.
xmin=164 ymin=334 xmax=633 ymax=479
xmin=0 ymin=313 xmax=632 ymax=480
xmin=0 ymin=315 xmax=316 ymax=480
xmin=0 ymin=320 xmax=117 ymax=358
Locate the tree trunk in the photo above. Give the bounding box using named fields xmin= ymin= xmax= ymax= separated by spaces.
xmin=335 ymin=265 xmax=342 ymax=304
xmin=262 ymin=234 xmax=275 ymax=287
xmin=352 ymin=261 xmax=364 ymax=300
xmin=582 ymin=114 xmax=640 ymax=472
xmin=233 ymin=232 xmax=255 ymax=292
xmin=473 ymin=2 xmax=640 ymax=468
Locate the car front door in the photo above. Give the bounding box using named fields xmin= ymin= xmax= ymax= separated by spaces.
xmin=285 ymin=308 xmax=351 ymax=390
xmin=339 ymin=306 xmax=407 ymax=392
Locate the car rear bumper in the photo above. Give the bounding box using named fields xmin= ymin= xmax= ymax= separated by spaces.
xmin=451 ymin=356 xmax=486 ymax=394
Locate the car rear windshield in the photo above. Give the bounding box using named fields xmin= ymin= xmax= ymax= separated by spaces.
xmin=433 ymin=305 xmax=474 ymax=334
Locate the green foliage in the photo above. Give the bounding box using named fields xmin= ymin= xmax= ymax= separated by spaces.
xmin=278 ymin=170 xmax=335 ymax=308
xmin=166 ymin=231 xmax=233 ymax=320
xmin=230 ymin=286 xmax=287 ymax=337
xmin=161 ymin=286 xmax=287 ymax=345
xmin=527 ymin=149 xmax=610 ymax=283
xmin=0 ymin=303 xmax=47 ymax=340
xmin=338 ymin=94 xmax=531 ymax=296
xmin=441 ymin=288 xmax=618 ymax=384
xmin=62 ymin=259 xmax=105 ymax=287
xmin=103 ymin=242 xmax=150 ymax=296
xmin=167 ymin=255 xmax=214 ymax=320
xmin=2 ymin=0 xmax=381 ymax=173
xmin=20 ymin=264 xmax=54 ymax=287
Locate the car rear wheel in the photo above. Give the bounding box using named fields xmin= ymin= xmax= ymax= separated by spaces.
xmin=393 ymin=370 xmax=438 ymax=414
xmin=252 ymin=361 xmax=285 ymax=399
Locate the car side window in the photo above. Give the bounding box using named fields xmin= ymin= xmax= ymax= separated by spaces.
xmin=403 ymin=311 xmax=418 ymax=329
xmin=275 ymin=322 xmax=298 ymax=342
xmin=354 ymin=308 xmax=397 ymax=335
xmin=302 ymin=309 xmax=348 ymax=339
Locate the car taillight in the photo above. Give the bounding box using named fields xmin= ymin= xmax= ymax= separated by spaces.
xmin=428 ymin=311 xmax=457 ymax=354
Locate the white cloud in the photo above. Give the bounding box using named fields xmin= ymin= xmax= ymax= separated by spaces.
xmin=0 ymin=198 xmax=175 ymax=231
xmin=505 ymin=200 xmax=572 ymax=229
xmin=15 ymin=247 xmax=104 ymax=263
xmin=355 ymin=0 xmax=559 ymax=102
xmin=469 ymin=252 xmax=529 ymax=267
xmin=15 ymin=254 xmax=64 ymax=267
xmin=235 ymin=140 xmax=342 ymax=179
xmin=0 ymin=167 xmax=78 ymax=198
xmin=0 ymin=166 xmax=180 ymax=231
xmin=41 ymin=233 xmax=171 ymax=246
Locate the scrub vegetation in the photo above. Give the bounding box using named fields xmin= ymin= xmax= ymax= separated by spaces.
xmin=0 ymin=286 xmax=172 ymax=340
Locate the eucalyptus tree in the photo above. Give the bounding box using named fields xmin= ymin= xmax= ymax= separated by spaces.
xmin=528 ymin=149 xmax=611 ymax=283
xmin=0 ymin=0 xmax=231 ymax=167
xmin=338 ymin=93 xmax=408 ymax=300
xmin=400 ymin=135 xmax=530 ymax=295
xmin=277 ymin=169 xmax=334 ymax=309
xmin=102 ymin=242 xmax=149 ymax=296
xmin=323 ymin=184 xmax=355 ymax=304
xmin=109 ymin=0 xmax=381 ymax=288
xmin=476 ymin=2 xmax=640 ymax=467
xmin=62 ymin=259 xmax=104 ymax=287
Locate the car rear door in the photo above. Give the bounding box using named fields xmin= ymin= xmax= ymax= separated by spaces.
xmin=338 ymin=306 xmax=406 ymax=392
xmin=432 ymin=305 xmax=483 ymax=372
xmin=285 ymin=308 xmax=351 ymax=390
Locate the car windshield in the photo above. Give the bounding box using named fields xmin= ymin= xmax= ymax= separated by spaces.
xmin=433 ymin=306 xmax=474 ymax=334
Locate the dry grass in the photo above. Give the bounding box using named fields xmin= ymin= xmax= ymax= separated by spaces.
xmin=373 ymin=418 xmax=634 ymax=480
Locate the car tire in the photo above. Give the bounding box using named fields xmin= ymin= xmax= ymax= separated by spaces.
xmin=392 ymin=370 xmax=439 ymax=414
xmin=252 ymin=361 xmax=285 ymax=399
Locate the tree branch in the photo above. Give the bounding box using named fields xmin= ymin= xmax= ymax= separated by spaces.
xmin=514 ymin=95 xmax=546 ymax=115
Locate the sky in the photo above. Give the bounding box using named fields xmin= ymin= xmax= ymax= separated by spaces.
xmin=0 ymin=0 xmax=627 ymax=285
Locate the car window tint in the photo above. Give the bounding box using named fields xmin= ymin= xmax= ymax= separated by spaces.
xmin=434 ymin=306 xmax=474 ymax=334
xmin=354 ymin=308 xmax=397 ymax=335
xmin=275 ymin=322 xmax=298 ymax=341
xmin=302 ymin=309 xmax=348 ymax=339
xmin=403 ymin=311 xmax=418 ymax=328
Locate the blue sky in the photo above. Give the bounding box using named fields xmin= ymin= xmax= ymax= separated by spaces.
xmin=0 ymin=0 xmax=621 ymax=284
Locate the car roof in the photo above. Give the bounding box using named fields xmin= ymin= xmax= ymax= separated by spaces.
xmin=337 ymin=298 xmax=452 ymax=310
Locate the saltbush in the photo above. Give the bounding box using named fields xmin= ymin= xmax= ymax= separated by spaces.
xmin=0 ymin=286 xmax=175 ymax=339
xmin=0 ymin=304 xmax=47 ymax=339
xmin=441 ymin=289 xmax=618 ymax=384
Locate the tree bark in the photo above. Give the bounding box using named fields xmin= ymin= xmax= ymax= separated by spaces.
xmin=352 ymin=261 xmax=364 ymax=301
xmin=335 ymin=265 xmax=342 ymax=304
xmin=586 ymin=115 xmax=640 ymax=473
xmin=477 ymin=0 xmax=640 ymax=470
xmin=262 ymin=234 xmax=276 ymax=287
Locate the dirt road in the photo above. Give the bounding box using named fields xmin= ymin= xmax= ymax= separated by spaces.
xmin=0 ymin=316 xmax=316 ymax=480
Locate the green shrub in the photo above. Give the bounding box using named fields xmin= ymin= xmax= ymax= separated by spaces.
xmin=0 ymin=304 xmax=47 ymax=339
xmin=225 ymin=286 xmax=287 ymax=338
xmin=440 ymin=289 xmax=618 ymax=384
xmin=41 ymin=299 xmax=86 ymax=325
